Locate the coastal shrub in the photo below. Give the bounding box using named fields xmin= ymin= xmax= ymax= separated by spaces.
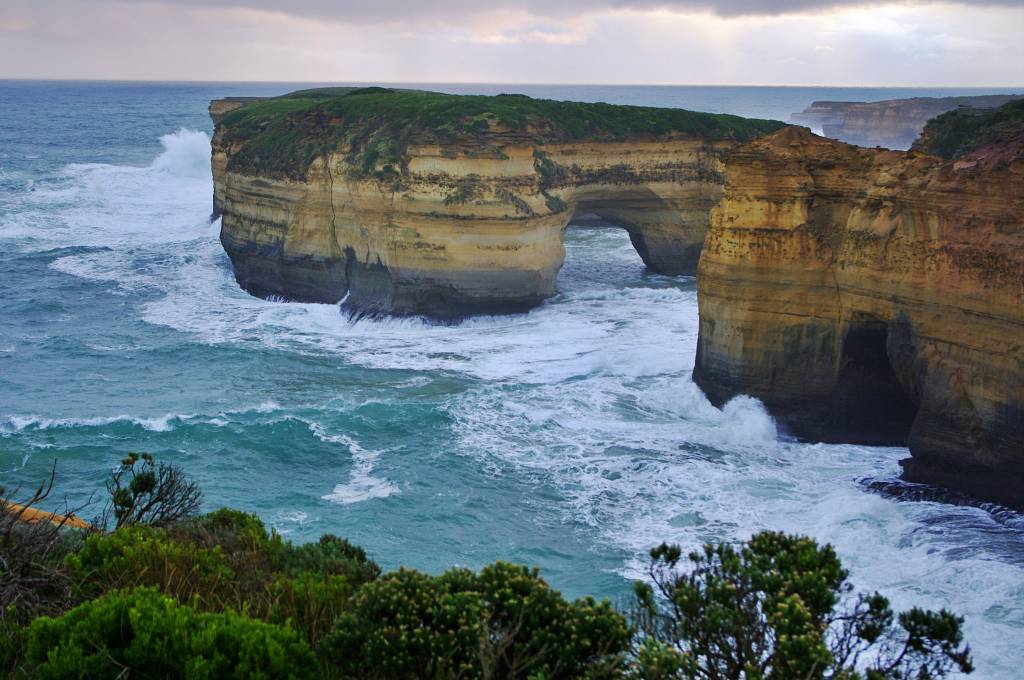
xmin=544 ymin=192 xmax=568 ymax=214
xmin=1 ymin=613 xmax=27 ymax=676
xmin=533 ymin=149 xmax=568 ymax=189
xmin=2 ymin=457 xmax=975 ymax=679
xmin=170 ymin=508 xmax=290 ymax=575
xmin=471 ymin=562 xmax=629 ymax=678
xmin=319 ymin=561 xmax=630 ymax=679
xmin=63 ymin=512 xmax=375 ymax=648
xmin=99 ymin=451 xmax=202 ymax=530
xmin=913 ymin=98 xmax=1024 ymax=159
xmin=26 ymin=587 xmax=317 ymax=679
xmin=64 ymin=525 xmax=235 ymax=606
xmin=265 ymin=572 xmax=355 ymax=648
xmin=173 ymin=507 xmax=276 ymax=551
xmin=261 ymin=535 xmax=380 ymax=645
xmin=319 ymin=567 xmax=485 ymax=678
xmin=276 ymin=533 xmax=381 ymax=584
xmin=346 ymin=86 xmax=395 ymax=97
xmin=631 ymin=530 xmax=973 ymax=679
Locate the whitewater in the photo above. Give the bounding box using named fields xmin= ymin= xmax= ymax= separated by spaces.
xmin=2 ymin=82 xmax=1023 ymax=678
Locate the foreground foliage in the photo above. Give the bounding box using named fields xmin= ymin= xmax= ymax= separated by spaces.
xmin=0 ymin=456 xmax=972 ymax=678
xmin=320 ymin=561 xmax=629 ymax=679
xmin=632 ymin=532 xmax=972 ymax=679
xmin=100 ymin=451 xmax=202 ymax=530
xmin=27 ymin=587 xmax=316 ymax=679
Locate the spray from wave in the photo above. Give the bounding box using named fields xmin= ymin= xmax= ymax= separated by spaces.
xmin=3 ymin=128 xmax=213 ymax=252
xmin=150 ymin=129 xmax=212 ymax=179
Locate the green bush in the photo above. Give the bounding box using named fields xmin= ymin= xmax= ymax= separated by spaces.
xmin=100 ymin=452 xmax=202 ymax=530
xmin=913 ymin=98 xmax=1024 ymax=159
xmin=26 ymin=587 xmax=316 ymax=679
xmin=276 ymin=533 xmax=381 ymax=585
xmin=319 ymin=567 xmax=484 ymax=678
xmin=61 ymin=512 xmax=376 ymax=653
xmin=3 ymin=456 xmax=975 ymax=680
xmin=631 ymin=531 xmax=973 ymax=679
xmin=65 ymin=525 xmax=235 ymax=606
xmin=1 ymin=612 xmax=27 ymax=676
xmin=265 ymin=572 xmax=356 ymax=648
xmin=171 ymin=507 xmax=284 ymax=557
xmin=319 ymin=561 xmax=630 ymax=679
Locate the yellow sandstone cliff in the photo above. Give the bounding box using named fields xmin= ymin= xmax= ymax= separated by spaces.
xmin=694 ymin=124 xmax=1024 ymax=504
xmin=210 ymin=89 xmax=782 ymax=317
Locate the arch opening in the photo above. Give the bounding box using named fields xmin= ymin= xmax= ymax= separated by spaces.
xmin=833 ymin=316 xmax=917 ymax=444
xmin=561 ymin=184 xmax=708 ymax=277
xmin=555 ymin=212 xmax=649 ymax=294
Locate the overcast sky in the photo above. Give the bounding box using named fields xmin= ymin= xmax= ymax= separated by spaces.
xmin=1 ymin=0 xmax=1022 ymax=85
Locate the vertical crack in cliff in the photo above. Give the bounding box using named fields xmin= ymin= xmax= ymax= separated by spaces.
xmin=323 ymin=154 xmax=342 ymax=263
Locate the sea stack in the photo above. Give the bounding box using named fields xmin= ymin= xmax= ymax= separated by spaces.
xmin=694 ymin=101 xmax=1024 ymax=505
xmin=210 ymin=87 xmax=783 ymax=318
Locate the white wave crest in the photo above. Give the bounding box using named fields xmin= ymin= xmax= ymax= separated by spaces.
xmin=0 ymin=401 xmax=286 ymax=436
xmin=313 ymin=424 xmax=399 ymax=505
xmin=1 ymin=413 xmax=183 ymax=433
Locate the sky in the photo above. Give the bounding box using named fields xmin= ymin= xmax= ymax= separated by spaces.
xmin=1 ymin=0 xmax=1022 ymax=85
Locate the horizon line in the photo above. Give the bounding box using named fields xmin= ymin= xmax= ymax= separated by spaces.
xmin=2 ymin=77 xmax=1023 ymax=90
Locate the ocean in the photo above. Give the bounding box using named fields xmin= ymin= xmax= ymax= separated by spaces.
xmin=1 ymin=80 xmax=1022 ymax=677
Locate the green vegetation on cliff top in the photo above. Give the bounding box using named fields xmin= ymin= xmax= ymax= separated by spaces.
xmin=912 ymin=98 xmax=1024 ymax=160
xmin=218 ymin=87 xmax=786 ymax=179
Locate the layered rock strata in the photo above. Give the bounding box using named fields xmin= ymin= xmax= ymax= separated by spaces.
xmin=790 ymin=94 xmax=1022 ymax=149
xmin=210 ymin=89 xmax=783 ymax=318
xmin=693 ymin=124 xmax=1024 ymax=505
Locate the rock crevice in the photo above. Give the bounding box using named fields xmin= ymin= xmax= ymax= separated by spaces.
xmin=693 ymin=124 xmax=1024 ymax=505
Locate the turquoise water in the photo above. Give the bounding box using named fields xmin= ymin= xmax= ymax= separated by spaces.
xmin=2 ymin=81 xmax=1023 ymax=677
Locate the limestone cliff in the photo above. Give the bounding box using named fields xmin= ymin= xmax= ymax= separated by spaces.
xmin=790 ymin=94 xmax=1022 ymax=149
xmin=693 ymin=124 xmax=1024 ymax=505
xmin=210 ymin=88 xmax=783 ymax=318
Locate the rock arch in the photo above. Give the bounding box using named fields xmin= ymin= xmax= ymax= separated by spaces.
xmin=214 ymin=134 xmax=734 ymax=319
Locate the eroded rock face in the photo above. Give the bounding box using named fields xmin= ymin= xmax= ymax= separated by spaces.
xmin=210 ymin=90 xmax=782 ymax=318
xmin=693 ymin=125 xmax=1024 ymax=505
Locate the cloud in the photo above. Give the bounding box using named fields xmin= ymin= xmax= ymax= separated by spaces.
xmin=0 ymin=0 xmax=1021 ymax=85
xmin=98 ymin=0 xmax=1024 ymax=23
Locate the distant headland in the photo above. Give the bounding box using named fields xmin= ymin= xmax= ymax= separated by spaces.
xmin=790 ymin=93 xmax=1023 ymax=149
